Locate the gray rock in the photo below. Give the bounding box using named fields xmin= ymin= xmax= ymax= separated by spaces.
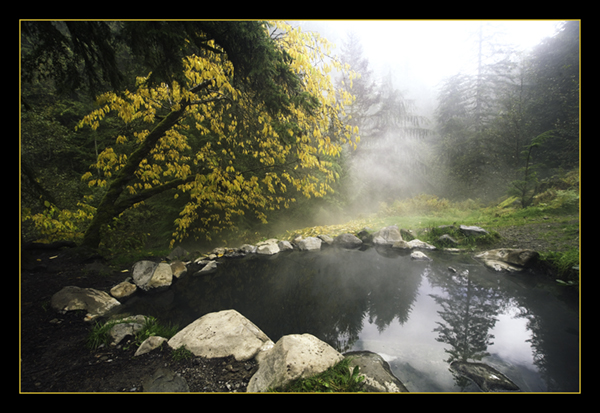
xmin=170 ymin=260 xmax=187 ymax=278
xmin=333 ymin=233 xmax=363 ymax=249
xmin=459 ymin=225 xmax=489 ymax=236
xmin=391 ymin=240 xmax=411 ymax=249
xmin=344 ymin=351 xmax=409 ymax=392
xmin=110 ymin=281 xmax=137 ymax=299
xmin=132 ymin=262 xmax=172 ymax=291
xmin=135 ymin=336 xmax=167 ymax=357
xmin=297 ymin=237 xmax=322 ymax=251
xmin=195 ymin=260 xmax=218 ymax=275
xmin=277 ymin=240 xmax=294 ymax=251
xmin=317 ymin=234 xmax=334 ymax=245
xmin=410 ymin=251 xmax=432 ymax=261
xmin=109 ymin=315 xmax=146 ymax=345
xmin=50 ymin=286 xmax=121 ymax=321
xmin=393 ymin=239 xmax=436 ymax=250
xmin=407 ymin=239 xmax=436 ymax=250
xmin=143 ymin=367 xmax=189 ymax=392
xmin=450 ymin=361 xmax=520 ymax=392
xmin=167 ymin=309 xmax=274 ymax=362
xmin=239 ymin=244 xmax=257 ymax=254
xmin=247 ymin=333 xmax=343 ymax=392
xmin=210 ymin=247 xmax=227 ymax=256
xmin=132 ymin=261 xmax=161 ymax=291
xmin=357 ymin=228 xmax=374 ymax=243
xmin=475 ymin=248 xmax=539 ymax=272
xmin=438 ymin=234 xmax=458 ymax=246
xmin=257 ymin=242 xmax=280 ymax=255
xmin=372 ymin=225 xmax=402 ymax=245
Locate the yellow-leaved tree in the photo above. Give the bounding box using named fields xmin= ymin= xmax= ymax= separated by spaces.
xmin=34 ymin=21 xmax=359 ymax=248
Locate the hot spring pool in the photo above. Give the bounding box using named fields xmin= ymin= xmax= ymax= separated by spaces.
xmin=115 ymin=247 xmax=580 ymax=392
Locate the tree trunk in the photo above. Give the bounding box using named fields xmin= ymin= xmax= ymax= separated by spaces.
xmin=81 ymin=105 xmax=188 ymax=249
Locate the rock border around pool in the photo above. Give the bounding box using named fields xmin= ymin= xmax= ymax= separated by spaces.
xmin=51 ymin=224 xmax=540 ymax=320
xmin=48 ymin=222 xmax=530 ymax=392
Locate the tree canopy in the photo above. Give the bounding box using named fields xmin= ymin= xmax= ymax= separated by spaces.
xmin=22 ymin=20 xmax=359 ymax=248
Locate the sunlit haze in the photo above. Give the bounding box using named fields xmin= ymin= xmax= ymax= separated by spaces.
xmin=300 ymin=20 xmax=565 ymax=106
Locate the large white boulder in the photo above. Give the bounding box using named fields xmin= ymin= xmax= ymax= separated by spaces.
xmin=50 ymin=286 xmax=121 ymax=321
xmin=167 ymin=309 xmax=274 ymax=362
xmin=247 ymin=333 xmax=344 ymax=392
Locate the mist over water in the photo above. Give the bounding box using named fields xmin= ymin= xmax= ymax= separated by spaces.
xmin=343 ymin=130 xmax=434 ymax=215
xmin=116 ymin=247 xmax=579 ymax=392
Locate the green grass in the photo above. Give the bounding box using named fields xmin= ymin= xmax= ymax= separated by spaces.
xmin=267 ymin=357 xmax=365 ymax=392
xmin=171 ymin=346 xmax=194 ymax=361
xmin=274 ymin=187 xmax=579 ymax=283
xmin=417 ymin=223 xmax=500 ymax=251
xmin=87 ymin=315 xmax=178 ymax=351
xmin=541 ymin=247 xmax=580 ymax=282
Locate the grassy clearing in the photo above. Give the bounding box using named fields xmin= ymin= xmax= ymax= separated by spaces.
xmin=277 ymin=186 xmax=579 ymax=283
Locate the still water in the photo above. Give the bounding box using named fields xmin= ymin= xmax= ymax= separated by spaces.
xmin=116 ymin=247 xmax=580 ymax=392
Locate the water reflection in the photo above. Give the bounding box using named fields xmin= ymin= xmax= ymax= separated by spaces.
xmin=428 ymin=270 xmax=501 ymax=363
xmin=115 ymin=247 xmax=579 ymax=392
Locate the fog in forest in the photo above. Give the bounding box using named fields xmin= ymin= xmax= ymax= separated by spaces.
xmin=288 ymin=20 xmax=570 ymax=225
xmin=20 ymin=20 xmax=577 ymax=248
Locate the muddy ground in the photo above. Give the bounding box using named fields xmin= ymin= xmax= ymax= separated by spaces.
xmin=20 ymin=247 xmax=258 ymax=393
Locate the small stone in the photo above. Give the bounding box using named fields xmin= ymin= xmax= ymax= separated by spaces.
xmin=459 ymin=225 xmax=489 ymax=236
xmin=438 ymin=234 xmax=458 ymax=246
xmin=411 ymin=251 xmax=432 ymax=261
xmin=195 ymin=260 xmax=218 ymax=275
xmin=135 ymin=336 xmax=167 ymax=357
xmin=110 ymin=281 xmax=137 ymax=299
xmin=170 ymin=260 xmax=187 ymax=278
xmin=277 ymin=240 xmax=294 ymax=251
